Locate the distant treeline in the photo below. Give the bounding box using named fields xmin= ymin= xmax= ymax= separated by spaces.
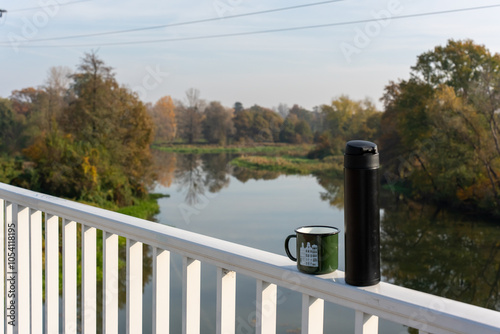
xmin=149 ymin=88 xmax=379 ymax=148
xmin=1 ymin=39 xmax=499 ymax=216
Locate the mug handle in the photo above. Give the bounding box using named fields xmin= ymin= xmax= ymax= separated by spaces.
xmin=285 ymin=234 xmax=297 ymax=262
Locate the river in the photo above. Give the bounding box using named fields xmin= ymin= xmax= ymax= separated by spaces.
xmin=127 ymin=151 xmax=500 ymax=333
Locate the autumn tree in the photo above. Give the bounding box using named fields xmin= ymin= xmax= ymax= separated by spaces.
xmin=150 ymin=96 xmax=176 ymax=143
xmin=202 ymin=101 xmax=235 ymax=145
xmin=249 ymin=105 xmax=283 ymax=142
xmin=24 ymin=51 xmax=155 ymax=205
xmin=309 ymin=96 xmax=380 ymax=157
xmin=380 ymin=39 xmax=500 ymax=213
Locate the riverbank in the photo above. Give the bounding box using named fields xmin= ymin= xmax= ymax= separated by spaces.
xmin=153 ymin=143 xmax=344 ymax=176
xmin=153 ymin=143 xmax=314 ymax=156
xmin=230 ymin=155 xmax=342 ymax=175
xmin=116 ymin=193 xmax=168 ymax=219
xmin=78 ymin=193 xmax=168 ymax=220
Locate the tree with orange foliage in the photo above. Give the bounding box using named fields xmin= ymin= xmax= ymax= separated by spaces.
xmin=150 ymin=96 xmax=176 ymax=143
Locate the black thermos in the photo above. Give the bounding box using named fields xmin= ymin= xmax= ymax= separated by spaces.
xmin=344 ymin=140 xmax=380 ymax=286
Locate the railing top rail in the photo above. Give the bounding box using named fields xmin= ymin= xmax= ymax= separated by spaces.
xmin=1 ymin=182 xmax=499 ymax=334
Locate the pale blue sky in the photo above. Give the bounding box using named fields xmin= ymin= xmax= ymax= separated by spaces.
xmin=1 ymin=0 xmax=500 ymax=110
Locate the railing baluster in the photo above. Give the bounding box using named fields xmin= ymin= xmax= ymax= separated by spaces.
xmin=63 ymin=219 xmax=77 ymax=333
xmin=5 ymin=202 xmax=16 ymax=334
xmin=17 ymin=206 xmax=30 ymax=333
xmin=0 ymin=199 xmax=4 ymax=331
xmin=354 ymin=310 xmax=379 ymax=334
xmin=182 ymin=257 xmax=200 ymax=334
xmin=30 ymin=209 xmax=42 ymax=333
xmin=216 ymin=268 xmax=236 ymax=334
xmin=126 ymin=239 xmax=143 ymax=334
xmin=255 ymin=280 xmax=277 ymax=334
xmin=45 ymin=214 xmax=59 ymax=334
xmin=103 ymin=232 xmax=119 ymax=334
xmin=301 ymin=294 xmax=324 ymax=334
xmin=82 ymin=225 xmax=97 ymax=333
xmin=153 ymin=247 xmax=170 ymax=334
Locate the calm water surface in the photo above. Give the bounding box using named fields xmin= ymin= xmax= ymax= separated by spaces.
xmin=130 ymin=151 xmax=500 ymax=334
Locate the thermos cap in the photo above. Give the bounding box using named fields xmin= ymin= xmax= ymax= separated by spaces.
xmin=344 ymin=140 xmax=379 ymax=169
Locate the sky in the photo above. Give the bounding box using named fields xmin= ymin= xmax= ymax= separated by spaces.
xmin=1 ymin=0 xmax=500 ymax=111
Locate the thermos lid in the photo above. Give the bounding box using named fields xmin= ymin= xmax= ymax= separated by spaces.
xmin=344 ymin=140 xmax=379 ymax=169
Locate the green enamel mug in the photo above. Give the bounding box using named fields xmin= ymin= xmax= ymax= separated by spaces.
xmin=285 ymin=225 xmax=339 ymax=275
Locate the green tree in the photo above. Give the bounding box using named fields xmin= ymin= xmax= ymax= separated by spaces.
xmin=287 ymin=105 xmax=314 ymax=143
xmin=295 ymin=119 xmax=313 ymax=143
xmin=202 ymin=101 xmax=235 ymax=145
xmin=309 ymin=96 xmax=380 ymax=157
xmin=0 ymin=98 xmax=16 ymax=153
xmin=249 ymin=105 xmax=283 ymax=142
xmin=412 ymin=39 xmax=498 ymax=98
xmin=289 ymin=104 xmax=312 ymax=126
xmin=427 ymin=86 xmax=500 ymax=208
xmin=279 ymin=114 xmax=297 ymax=143
xmin=380 ymin=39 xmax=500 ymax=214
xmin=380 ymin=79 xmax=436 ymax=188
xmin=232 ymin=106 xmax=283 ymax=143
xmin=233 ymin=110 xmax=253 ymax=143
xmin=61 ymin=51 xmax=116 ymax=144
xmin=233 ymin=101 xmax=244 ymax=113
xmin=9 ymin=87 xmax=51 ymax=149
xmin=279 ymin=114 xmax=313 ymax=143
xmin=252 ymin=113 xmax=272 ymax=142
xmin=23 ymin=128 xmax=93 ymax=199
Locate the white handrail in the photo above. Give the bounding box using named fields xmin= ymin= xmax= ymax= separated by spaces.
xmin=1 ymin=182 xmax=500 ymax=334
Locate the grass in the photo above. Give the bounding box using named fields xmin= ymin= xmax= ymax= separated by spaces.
xmin=153 ymin=143 xmax=314 ymax=156
xmin=116 ymin=193 xmax=169 ymax=220
xmin=230 ymin=155 xmax=343 ymax=175
xmin=154 ymin=142 xmax=343 ymax=176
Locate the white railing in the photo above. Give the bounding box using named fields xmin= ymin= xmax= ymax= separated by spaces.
xmin=1 ymin=182 xmax=500 ymax=334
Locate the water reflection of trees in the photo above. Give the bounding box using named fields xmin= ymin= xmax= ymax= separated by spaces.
xmin=175 ymin=154 xmax=206 ymax=205
xmin=155 ymin=151 xmax=500 ymax=312
xmin=314 ymin=173 xmax=500 ymax=311
xmin=381 ymin=196 xmax=500 ymax=311
xmin=231 ymin=166 xmax=281 ymax=183
xmin=157 ymin=152 xmax=282 ymax=204
xmin=153 ymin=150 xmax=177 ymax=188
xmin=202 ymin=153 xmax=234 ymax=193
xmin=314 ymin=172 xmax=344 ymax=209
xmin=171 ymin=153 xmax=238 ymax=205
